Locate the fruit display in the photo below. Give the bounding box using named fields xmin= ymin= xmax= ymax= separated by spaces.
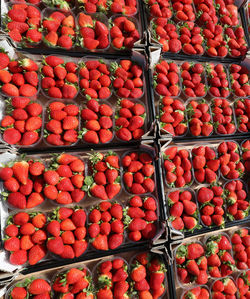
xmin=242 ymin=140 xmax=250 ymax=172
xmin=95 ymin=258 xmax=129 ymax=298
xmin=41 ymin=56 xmax=78 ymax=99
xmin=192 ymin=145 xmax=220 ymax=184
xmin=43 ymin=153 xmax=86 ymax=204
xmin=181 ymin=62 xmax=206 ymax=98
xmin=4 ymin=211 xmax=47 ymax=266
xmin=167 ymin=189 xmax=200 ymax=232
xmin=52 ymin=266 xmax=94 ymax=297
xmin=205 ymin=234 xmax=235 ymax=278
xmin=181 ymin=286 xmax=210 ymax=299
xmin=231 ymin=228 xmax=250 ymax=270
xmin=130 ymin=252 xmax=167 ymax=298
xmin=234 ymin=99 xmax=250 ymax=133
xmin=178 ymin=22 xmax=204 ymax=56
xmin=46 ymin=206 xmax=88 ymax=259
xmin=110 ymin=16 xmax=140 ymax=50
xmin=88 ymin=201 xmax=124 ymax=250
xmin=212 ymin=98 xmax=236 ymax=135
xmin=126 ymin=195 xmax=158 ymax=241
xmin=44 ymin=101 xmax=80 ymax=146
xmin=78 ymin=13 xmax=110 ymax=51
xmin=84 ymin=151 xmax=121 ymax=200
xmin=1 ymin=98 xmax=43 ymax=146
xmin=0 ymin=159 xmax=46 ymax=209
xmin=175 ymin=242 xmax=208 ymax=285
xmin=159 ymin=97 xmax=187 ymax=136
xmin=225 ymin=180 xmax=249 ymax=221
xmin=206 ymin=63 xmax=230 ymax=98
xmin=122 ymin=151 xmax=155 ymax=194
xmin=42 ymin=9 xmax=76 ymax=49
xmin=80 ymin=101 xmax=113 ymax=144
xmin=237 ymin=270 xmax=250 ymax=298
xmin=1 ymin=0 xmax=250 ymax=297
xmin=187 ymin=100 xmax=213 ymax=137
xmin=79 ymin=59 xmax=111 ymax=100
xmin=153 ymin=60 xmax=180 ymax=97
xmin=0 ymin=55 xmax=39 ymax=98
xmin=7 ymin=278 xmax=51 ymax=298
xmin=4 ymin=4 xmax=42 ymax=45
xmin=211 ymin=277 xmax=237 ymax=299
xmin=115 ymin=99 xmax=146 ymax=141
xmin=163 ymin=146 xmax=193 ymax=188
xmin=218 ymin=141 xmax=245 ymax=179
xmin=198 ymin=186 xmax=225 ymax=228
xmin=111 ymin=60 xmax=144 ymax=99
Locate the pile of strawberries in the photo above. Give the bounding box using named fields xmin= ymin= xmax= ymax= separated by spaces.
xmin=225 ymin=26 xmax=248 ymax=57
xmin=242 ymin=140 xmax=250 ymax=172
xmin=130 ymin=252 xmax=167 ymax=299
xmin=1 ymin=97 xmax=43 ymax=146
xmin=216 ymin=0 xmax=239 ymax=26
xmin=84 ymin=152 xmax=121 ymax=200
xmin=192 ymin=146 xmax=220 ymax=184
xmin=194 ymin=0 xmax=217 ymax=24
xmin=111 ymin=60 xmax=143 ymax=99
xmin=211 ymin=277 xmax=237 ymax=299
xmin=79 ymin=59 xmax=111 ymax=100
xmin=205 ymin=234 xmax=235 ymax=278
xmin=43 ymin=10 xmax=75 ymax=49
xmin=230 ymin=64 xmax=250 ymax=97
xmin=205 ymin=22 xmax=227 ymax=57
xmin=10 ymin=278 xmax=51 ymax=299
xmin=168 ymin=189 xmax=199 ymax=232
xmin=110 ymin=16 xmax=140 ymax=49
xmin=52 ymin=267 xmax=94 ymax=298
xmin=235 ymin=99 xmax=250 ymax=133
xmin=110 ymin=0 xmax=137 ymax=15
xmin=45 ymin=101 xmax=79 ymax=146
xmin=146 ymin=0 xmax=172 ymax=18
xmin=126 ymin=195 xmax=158 ymax=241
xmin=218 ymin=141 xmax=245 ymax=179
xmin=212 ymin=98 xmax=236 ymax=135
xmin=182 ymin=286 xmax=210 ymax=299
xmin=178 ymin=22 xmax=204 ymax=55
xmin=122 ymin=151 xmax=155 ymax=194
xmin=225 ymin=180 xmax=248 ymax=221
xmin=78 ymin=13 xmax=109 ymax=50
xmin=206 ymin=63 xmax=230 ymax=98
xmin=0 ymin=56 xmax=39 ymax=98
xmin=88 ymin=201 xmax=124 ymax=250
xmin=41 ymin=56 xmax=78 ymax=99
xmin=187 ymin=100 xmax=213 ymax=137
xmin=154 ymin=60 xmax=180 ymax=97
xmin=46 ymin=206 xmax=88 ymax=259
xmin=160 ymin=97 xmax=187 ymax=136
xmin=115 ymin=99 xmax=145 ymax=141
xmin=197 ymin=186 xmax=225 ymax=227
xmin=231 ymin=228 xmax=250 ymax=270
xmin=181 ymin=62 xmax=206 ymax=98
xmin=176 ymin=242 xmax=208 ymax=285
xmin=4 ymin=211 xmax=47 ymax=266
xmin=79 ymin=0 xmax=108 ymax=13
xmin=163 ymin=147 xmax=192 ymax=188
xmin=95 ymin=258 xmax=129 ymax=298
xmin=6 ymin=4 xmax=42 ymax=44
xmin=43 ymin=153 xmax=85 ymax=204
xmin=0 ymin=160 xmax=45 ymax=210
xmin=151 ymin=19 xmax=180 ymax=53
xmin=81 ymin=100 xmax=113 ymax=144
xmin=237 ymin=270 xmax=250 ymax=298
xmin=172 ymin=0 xmax=195 ymax=21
